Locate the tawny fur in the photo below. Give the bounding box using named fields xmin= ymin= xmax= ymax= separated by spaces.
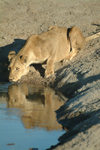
xmin=8 ymin=26 xmax=100 ymax=82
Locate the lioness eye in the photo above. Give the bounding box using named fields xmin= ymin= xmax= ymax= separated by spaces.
xmin=16 ymin=67 xmax=19 ymax=70
xmin=20 ymin=55 xmax=23 ymax=59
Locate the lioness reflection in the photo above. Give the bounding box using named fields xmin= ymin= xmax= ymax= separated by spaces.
xmin=7 ymin=84 xmax=64 ymax=130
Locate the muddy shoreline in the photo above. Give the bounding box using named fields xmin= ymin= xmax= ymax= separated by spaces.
xmin=0 ymin=0 xmax=100 ymax=149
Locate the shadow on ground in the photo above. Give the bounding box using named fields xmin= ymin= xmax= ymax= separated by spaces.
xmin=48 ymin=109 xmax=100 ymax=150
xmin=0 ymin=39 xmax=26 ymax=82
xmin=53 ymin=67 xmax=100 ymax=98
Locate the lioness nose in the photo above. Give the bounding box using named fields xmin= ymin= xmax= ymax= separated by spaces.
xmin=9 ymin=78 xmax=13 ymax=82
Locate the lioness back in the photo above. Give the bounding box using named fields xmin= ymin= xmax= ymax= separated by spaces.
xmin=25 ymin=26 xmax=70 ymax=62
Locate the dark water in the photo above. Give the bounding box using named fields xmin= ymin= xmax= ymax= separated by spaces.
xmin=0 ymin=83 xmax=65 ymax=150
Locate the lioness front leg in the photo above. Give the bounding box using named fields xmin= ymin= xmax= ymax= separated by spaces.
xmin=45 ymin=56 xmax=55 ymax=78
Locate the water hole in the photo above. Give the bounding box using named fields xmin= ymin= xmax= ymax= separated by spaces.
xmin=0 ymin=82 xmax=65 ymax=150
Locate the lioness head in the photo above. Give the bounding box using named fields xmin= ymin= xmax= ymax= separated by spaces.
xmin=8 ymin=51 xmax=30 ymax=82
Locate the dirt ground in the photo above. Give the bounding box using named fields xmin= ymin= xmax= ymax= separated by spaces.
xmin=0 ymin=0 xmax=100 ymax=149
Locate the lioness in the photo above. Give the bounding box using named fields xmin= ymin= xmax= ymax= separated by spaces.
xmin=8 ymin=26 xmax=100 ymax=82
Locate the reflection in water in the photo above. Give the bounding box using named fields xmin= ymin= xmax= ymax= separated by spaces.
xmin=0 ymin=83 xmax=65 ymax=150
xmin=7 ymin=83 xmax=64 ymax=130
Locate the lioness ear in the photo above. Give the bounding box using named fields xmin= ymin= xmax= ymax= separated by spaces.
xmin=48 ymin=26 xmax=56 ymax=30
xmin=19 ymin=55 xmax=27 ymax=64
xmin=8 ymin=51 xmax=16 ymax=62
